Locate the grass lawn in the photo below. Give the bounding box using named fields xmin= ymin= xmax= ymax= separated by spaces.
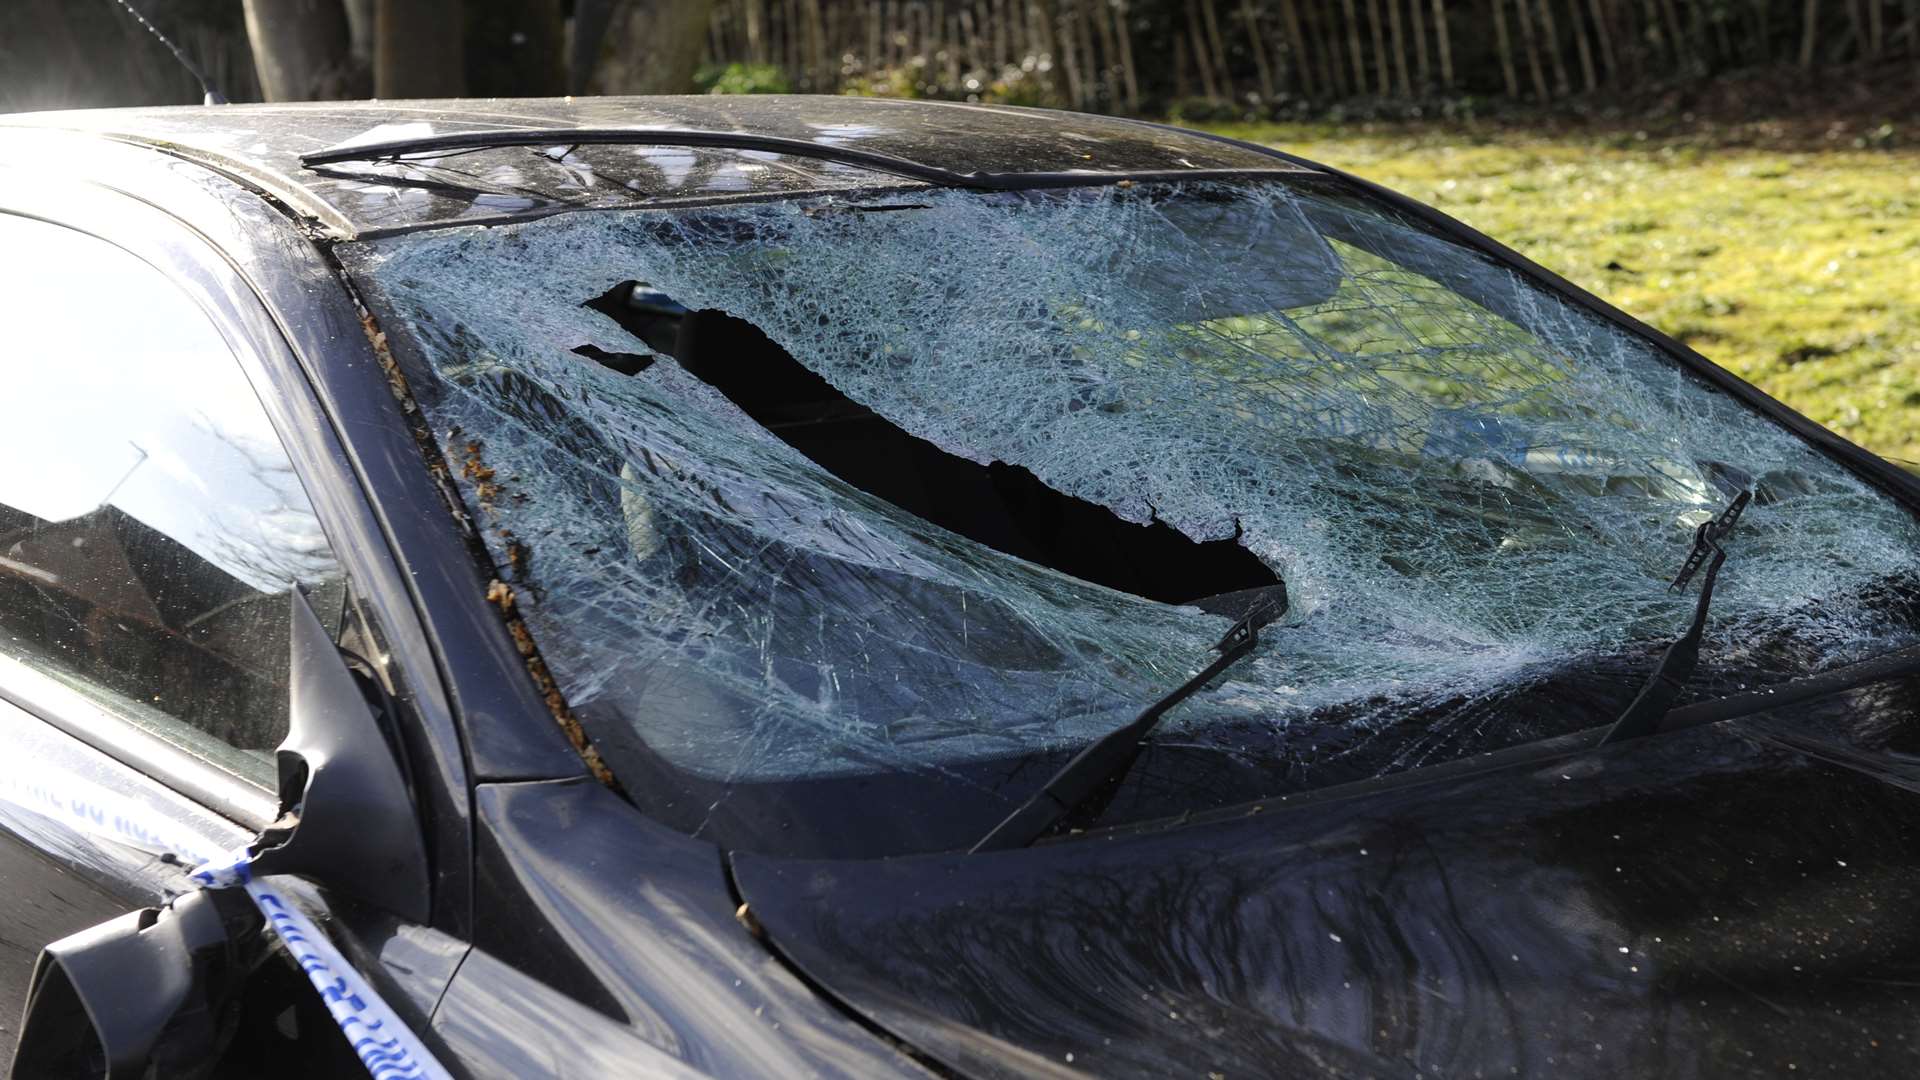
xmin=1203 ymin=121 xmax=1920 ymax=466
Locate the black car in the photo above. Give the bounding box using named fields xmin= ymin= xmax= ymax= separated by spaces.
xmin=2 ymin=96 xmax=1920 ymax=1079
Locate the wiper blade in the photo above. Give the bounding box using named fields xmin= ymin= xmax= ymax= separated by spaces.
xmin=971 ymin=583 xmax=1287 ymax=853
xmin=1601 ymin=489 xmax=1752 ymax=744
xmin=305 ymin=162 xmax=562 ymax=205
xmin=298 ymin=128 xmax=973 ymax=189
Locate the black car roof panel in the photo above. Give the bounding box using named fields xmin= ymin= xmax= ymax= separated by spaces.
xmin=0 ymin=96 xmax=1313 ymax=237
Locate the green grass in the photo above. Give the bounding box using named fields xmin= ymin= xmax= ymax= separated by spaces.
xmin=1202 ymin=122 xmax=1920 ymax=466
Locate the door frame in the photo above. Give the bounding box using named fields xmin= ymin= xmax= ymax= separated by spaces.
xmin=0 ymin=137 xmax=476 ymax=937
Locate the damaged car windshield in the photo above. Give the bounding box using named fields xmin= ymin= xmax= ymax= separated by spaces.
xmin=346 ymin=179 xmax=1920 ymax=859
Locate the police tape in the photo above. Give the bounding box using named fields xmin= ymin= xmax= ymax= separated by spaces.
xmin=194 ymin=849 xmax=454 ymax=1080
xmin=0 ymin=757 xmax=453 ymax=1080
xmin=0 ymin=753 xmax=217 ymax=866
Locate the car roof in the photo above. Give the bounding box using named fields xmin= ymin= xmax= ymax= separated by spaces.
xmin=0 ymin=96 xmax=1314 ymax=239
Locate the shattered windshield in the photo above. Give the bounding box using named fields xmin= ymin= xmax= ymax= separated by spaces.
xmin=347 ymin=179 xmax=1920 ymax=859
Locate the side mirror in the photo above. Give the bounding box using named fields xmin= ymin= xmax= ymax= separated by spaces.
xmin=8 ymin=587 xmax=430 ymax=1077
xmin=247 ymin=588 xmax=431 ymax=924
xmin=10 ymin=890 xmax=259 ymax=1079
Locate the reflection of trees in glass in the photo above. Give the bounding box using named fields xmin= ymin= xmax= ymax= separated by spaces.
xmin=185 ymin=416 xmax=339 ymax=595
xmin=369 ymin=179 xmax=1920 ymax=856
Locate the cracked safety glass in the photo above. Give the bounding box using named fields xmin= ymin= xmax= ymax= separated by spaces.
xmin=346 ymin=180 xmax=1920 ymax=858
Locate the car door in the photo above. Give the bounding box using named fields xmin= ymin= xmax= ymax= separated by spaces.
xmin=0 ymin=206 xmax=432 ymax=1074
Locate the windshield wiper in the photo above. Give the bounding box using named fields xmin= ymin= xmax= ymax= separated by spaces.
xmin=305 ymin=162 xmax=563 ymax=205
xmin=298 ymin=128 xmax=972 ymax=189
xmin=971 ymin=583 xmax=1287 ymax=853
xmin=1600 ymin=489 xmax=1752 ymax=744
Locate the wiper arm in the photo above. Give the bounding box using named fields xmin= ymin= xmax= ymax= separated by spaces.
xmin=1600 ymin=489 xmax=1752 ymax=744
xmin=298 ymin=128 xmax=974 ymax=189
xmin=971 ymin=583 xmax=1287 ymax=853
xmin=306 ymin=163 xmax=564 ymax=205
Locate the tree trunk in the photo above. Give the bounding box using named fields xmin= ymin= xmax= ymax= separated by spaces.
xmin=569 ymin=0 xmax=617 ymax=93
xmin=374 ymin=0 xmax=463 ymax=97
xmin=1845 ymin=0 xmax=1870 ymax=56
xmin=1313 ymin=2 xmax=1349 ymax=96
xmin=1431 ymin=0 xmax=1453 ymax=85
xmin=1639 ymin=0 xmax=1663 ymax=64
xmin=743 ymin=0 xmax=766 ymax=63
xmin=590 ymin=0 xmax=716 ymax=93
xmin=1096 ymin=0 xmax=1132 ymax=108
xmin=1409 ymin=0 xmax=1431 ymax=90
xmin=1588 ymin=0 xmax=1618 ymax=77
xmin=1698 ymin=1 xmax=1727 ymax=68
xmin=1386 ymin=0 xmax=1411 ymax=96
xmin=341 ymin=0 xmax=374 ymax=68
xmin=1075 ymin=0 xmax=1103 ymax=105
xmin=1113 ymin=0 xmax=1142 ymax=110
xmin=1847 ymin=0 xmax=1869 ymax=58
xmin=1491 ymin=0 xmax=1520 ymax=96
xmin=465 ymin=0 xmax=564 ymax=97
xmin=1278 ymin=0 xmax=1314 ymax=95
xmin=1800 ymin=0 xmax=1819 ymax=66
xmin=1535 ymin=0 xmax=1570 ymax=95
xmin=1339 ymin=0 xmax=1368 ymax=94
xmin=1059 ymin=2 xmax=1085 ymax=105
xmin=707 ymin=1 xmax=729 ymax=61
xmin=1199 ymin=0 xmax=1235 ymax=101
xmin=1028 ymin=0 xmax=1067 ymax=103
xmin=243 ymin=0 xmax=355 ymax=101
xmin=1239 ymin=0 xmax=1277 ymax=102
xmin=1567 ymin=0 xmax=1597 ymax=89
xmin=1268 ymin=14 xmax=1292 ymax=93
xmin=1512 ymin=0 xmax=1551 ymax=100
xmin=1656 ymin=0 xmax=1687 ymax=66
xmin=788 ymin=0 xmax=806 ymax=81
xmin=958 ymin=5 xmax=981 ymax=65
xmin=1185 ymin=0 xmax=1221 ymax=101
xmin=806 ymin=0 xmax=828 ymax=88
xmin=1364 ymin=0 xmax=1390 ymax=94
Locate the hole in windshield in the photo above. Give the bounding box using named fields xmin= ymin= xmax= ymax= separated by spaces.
xmin=344 ymin=180 xmax=1920 ymax=861
xmin=586 ymin=288 xmax=1282 ymax=606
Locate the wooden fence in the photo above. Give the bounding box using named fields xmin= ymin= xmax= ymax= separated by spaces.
xmin=703 ymin=0 xmax=1920 ymax=112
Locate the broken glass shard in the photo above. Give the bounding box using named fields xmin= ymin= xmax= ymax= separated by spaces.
xmin=343 ymin=179 xmax=1920 ymax=858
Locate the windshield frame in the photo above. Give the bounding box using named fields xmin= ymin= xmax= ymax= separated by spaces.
xmin=340 ymin=164 xmax=1920 ymax=860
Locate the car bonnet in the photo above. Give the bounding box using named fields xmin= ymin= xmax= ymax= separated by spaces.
xmin=732 ymin=697 xmax=1920 ymax=1079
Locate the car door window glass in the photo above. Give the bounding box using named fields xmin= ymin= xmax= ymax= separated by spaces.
xmin=0 ymin=214 xmax=343 ymax=785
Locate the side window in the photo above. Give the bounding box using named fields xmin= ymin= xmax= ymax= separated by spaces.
xmin=0 ymin=213 xmax=343 ymax=785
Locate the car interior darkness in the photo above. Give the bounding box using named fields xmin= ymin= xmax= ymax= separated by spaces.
xmin=559 ymin=278 xmax=1920 ymax=859
xmin=583 ymin=282 xmax=1284 ymax=608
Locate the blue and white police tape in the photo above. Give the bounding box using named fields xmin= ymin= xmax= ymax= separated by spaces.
xmin=0 ymin=754 xmax=214 ymax=866
xmin=0 ymin=756 xmax=451 ymax=1080
xmin=193 ymin=848 xmax=453 ymax=1080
